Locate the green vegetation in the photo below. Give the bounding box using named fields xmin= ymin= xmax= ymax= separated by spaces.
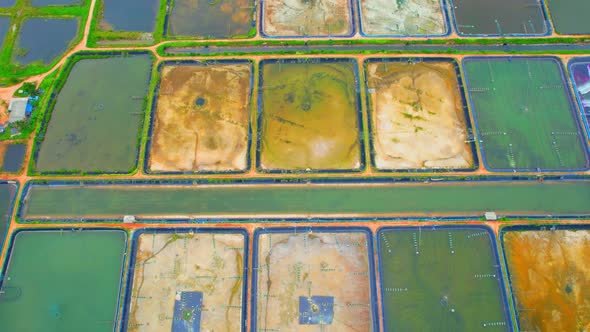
xmin=0 ymin=70 xmax=57 ymax=141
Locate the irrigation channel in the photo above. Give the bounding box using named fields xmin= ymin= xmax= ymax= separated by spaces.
xmin=19 ymin=179 xmax=590 ymax=220
xmin=164 ymin=43 xmax=590 ymax=55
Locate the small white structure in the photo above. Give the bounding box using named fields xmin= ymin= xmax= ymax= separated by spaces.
xmin=484 ymin=211 xmax=498 ymax=221
xmin=8 ymin=98 xmax=28 ymax=123
xmin=123 ymin=215 xmax=136 ymax=223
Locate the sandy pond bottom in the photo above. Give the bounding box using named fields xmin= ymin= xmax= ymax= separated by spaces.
xmin=150 ymin=62 xmax=251 ymax=173
xmin=126 ymin=231 xmax=246 ymax=332
xmin=365 ymin=60 xmax=473 ymax=170
xmin=503 ymin=229 xmax=590 ymax=331
xmin=254 ymin=229 xmax=375 ymax=331
xmin=359 ymin=0 xmax=446 ymax=36
xmin=263 ymin=0 xmax=352 ymax=37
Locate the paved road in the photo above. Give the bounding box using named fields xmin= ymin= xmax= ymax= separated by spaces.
xmin=166 ymin=43 xmax=590 ymax=55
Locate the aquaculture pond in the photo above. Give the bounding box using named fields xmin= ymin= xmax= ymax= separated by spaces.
xmin=1 ymin=143 xmax=26 ymax=173
xmin=20 ymin=180 xmax=590 ymax=219
xmin=0 ymin=16 xmax=8 ymax=46
xmin=378 ymin=227 xmax=510 ymax=331
xmin=100 ymin=0 xmax=159 ymax=32
xmin=124 ymin=230 xmax=247 ymax=332
xmin=545 ymin=0 xmax=590 ymax=34
xmin=0 ymin=182 xmax=16 ymax=250
xmin=13 ymin=18 xmax=78 ymax=65
xmin=569 ymin=58 xmax=590 ymax=138
xmin=35 ymin=54 xmax=153 ymax=173
xmin=463 ymin=57 xmax=588 ymax=171
xmin=451 ymin=0 xmax=547 ymax=35
xmin=0 ymin=230 xmax=127 ymax=332
xmin=253 ymin=228 xmax=376 ymax=331
xmin=358 ymin=0 xmax=446 ymax=36
xmin=149 ymin=61 xmax=252 ymax=173
xmin=167 ymin=0 xmax=254 ymax=38
xmin=0 ymin=0 xmax=15 ymax=8
xmin=259 ymin=59 xmax=362 ymax=171
xmin=502 ymin=227 xmax=590 ymax=331
xmin=31 ymin=0 xmax=81 ymax=6
xmin=262 ymin=0 xmax=353 ymax=37
xmin=365 ymin=59 xmax=473 ymax=170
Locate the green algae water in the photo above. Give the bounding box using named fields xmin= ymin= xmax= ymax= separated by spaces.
xmin=0 ymin=230 xmax=127 ymax=332
xmin=21 ymin=180 xmax=590 ymax=219
xmin=0 ymin=183 xmax=16 ymax=250
xmin=378 ymin=227 xmax=510 ymax=331
xmin=35 ymin=54 xmax=152 ymax=173
xmin=464 ymin=57 xmax=588 ymax=171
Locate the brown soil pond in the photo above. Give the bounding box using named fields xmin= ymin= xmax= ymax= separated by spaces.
xmin=503 ymin=228 xmax=590 ymax=332
xmin=149 ymin=62 xmax=252 ymax=173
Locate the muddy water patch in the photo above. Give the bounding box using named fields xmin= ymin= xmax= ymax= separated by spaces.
xmin=258 ymin=58 xmax=362 ymax=171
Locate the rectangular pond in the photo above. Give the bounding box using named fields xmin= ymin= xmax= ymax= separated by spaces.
xmin=568 ymin=57 xmax=590 ymax=142
xmin=148 ymin=60 xmax=252 ymax=173
xmin=545 ymin=0 xmax=590 ymax=34
xmin=167 ymin=0 xmax=254 ymax=38
xmin=1 ymin=143 xmax=26 ymax=173
xmin=262 ymin=0 xmax=353 ymax=37
xmin=13 ymin=17 xmax=78 ymax=65
xmin=19 ymin=180 xmax=590 ymax=220
xmin=123 ymin=229 xmax=247 ymax=332
xmin=463 ymin=57 xmax=589 ymax=171
xmin=0 ymin=17 xmax=9 ymax=47
xmin=252 ymin=227 xmax=377 ymax=331
xmin=378 ymin=226 xmax=511 ymax=331
xmin=258 ymin=58 xmax=362 ymax=172
xmin=31 ymin=0 xmax=82 ymax=6
xmin=0 ymin=182 xmax=17 ymax=252
xmin=100 ymin=0 xmax=159 ymax=32
xmin=0 ymin=229 xmax=127 ymax=332
xmin=34 ymin=53 xmax=153 ymax=174
xmin=358 ymin=0 xmax=447 ymax=36
xmin=0 ymin=0 xmax=15 ymax=7
xmin=501 ymin=225 xmax=590 ymax=332
xmin=450 ymin=0 xmax=548 ymax=36
xmin=364 ymin=58 xmax=474 ymax=171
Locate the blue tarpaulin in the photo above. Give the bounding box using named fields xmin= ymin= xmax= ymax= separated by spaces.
xmin=172 ymin=291 xmax=203 ymax=332
xmin=299 ymin=296 xmax=334 ymax=325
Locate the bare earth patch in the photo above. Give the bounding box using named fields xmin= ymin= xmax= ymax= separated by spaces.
xmin=263 ymin=0 xmax=352 ymax=37
xmin=359 ymin=0 xmax=446 ymax=35
xmin=127 ymin=232 xmax=246 ymax=332
xmin=149 ymin=63 xmax=251 ymax=172
xmin=504 ymin=230 xmax=590 ymax=332
xmin=255 ymin=231 xmax=374 ymax=331
xmin=366 ymin=60 xmax=473 ymax=170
